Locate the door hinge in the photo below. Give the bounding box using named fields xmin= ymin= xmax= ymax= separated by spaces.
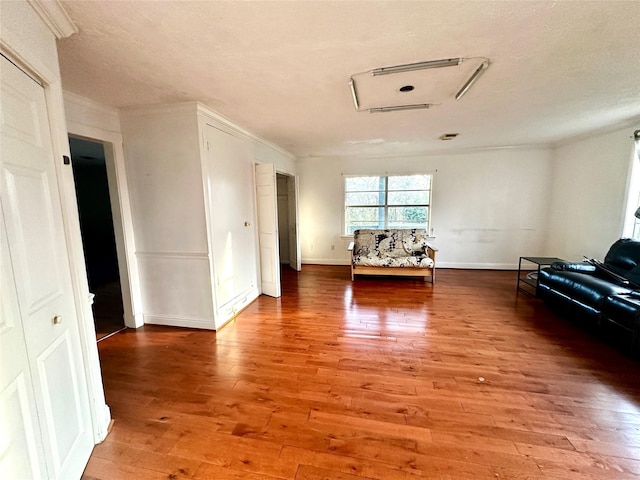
xmin=63 ymin=155 xmax=70 ymax=165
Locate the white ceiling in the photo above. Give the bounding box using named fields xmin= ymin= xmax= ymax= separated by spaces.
xmin=57 ymin=1 xmax=640 ymax=159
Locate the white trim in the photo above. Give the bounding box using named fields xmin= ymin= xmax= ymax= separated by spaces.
xmin=622 ymin=140 xmax=640 ymax=238
xmin=300 ymin=144 xmax=549 ymax=163
xmin=63 ymin=92 xmax=122 ymax=134
xmin=429 ymin=262 xmax=519 ymax=270
xmin=136 ymin=251 xmax=209 ymax=259
xmin=50 ymin=85 xmax=113 ymax=445
xmin=216 ymin=286 xmax=260 ymax=324
xmin=197 ymin=103 xmax=295 ymax=160
xmin=27 ymin=0 xmax=77 ymax=39
xmin=551 ymin=116 xmax=640 ymax=149
xmin=120 ymin=101 xmax=197 ymax=119
xmin=302 ymin=258 xmax=351 ymax=266
xmin=145 ymin=285 xmax=259 ymax=331
xmin=144 ymin=314 xmax=216 ymax=330
xmin=0 ymin=26 xmax=56 ymax=86
xmin=302 ymin=260 xmax=521 ymax=270
xmin=197 ymin=117 xmax=220 ymax=322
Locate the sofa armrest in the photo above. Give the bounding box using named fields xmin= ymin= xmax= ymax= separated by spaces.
xmin=426 ymin=244 xmax=437 ymax=263
xmin=551 ymin=261 xmax=596 ymax=273
xmin=585 ymin=258 xmax=631 ymax=286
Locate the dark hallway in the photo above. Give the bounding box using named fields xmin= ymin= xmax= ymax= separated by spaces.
xmin=70 ymin=136 xmax=125 ymax=340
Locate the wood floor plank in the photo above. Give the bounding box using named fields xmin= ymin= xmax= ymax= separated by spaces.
xmin=294 ymin=464 xmax=378 ymax=480
xmin=83 ymin=267 xmax=640 ymax=479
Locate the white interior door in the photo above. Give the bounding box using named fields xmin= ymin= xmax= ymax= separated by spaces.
xmin=287 ymin=175 xmax=302 ymax=271
xmin=206 ymin=125 xmax=258 ymax=309
xmin=0 ymin=55 xmax=94 ymax=479
xmin=1 ymin=207 xmax=47 ymax=479
xmin=255 ymin=163 xmax=281 ymax=297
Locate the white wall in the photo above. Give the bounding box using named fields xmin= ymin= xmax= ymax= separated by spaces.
xmin=255 ymin=141 xmax=296 ymax=177
xmin=546 ymin=125 xmax=639 ymax=261
xmin=121 ymin=106 xmax=216 ymax=329
xmin=121 ymin=103 xmax=296 ymax=329
xmin=0 ymin=0 xmax=61 ymax=78
xmin=299 ymin=147 xmax=553 ymax=268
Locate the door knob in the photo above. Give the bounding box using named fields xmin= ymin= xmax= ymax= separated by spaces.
xmin=52 ymin=315 xmax=62 ymax=325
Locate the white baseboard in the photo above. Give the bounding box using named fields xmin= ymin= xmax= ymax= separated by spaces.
xmin=215 ymin=287 xmax=260 ymax=329
xmin=144 ymin=314 xmax=216 ymax=330
xmin=124 ymin=311 xmax=144 ymax=329
xmin=437 ymin=262 xmax=519 ymax=270
xmin=95 ymin=403 xmax=112 ymax=443
xmin=301 ymin=259 xmax=520 ymax=270
xmin=301 ymin=258 xmax=351 ymax=266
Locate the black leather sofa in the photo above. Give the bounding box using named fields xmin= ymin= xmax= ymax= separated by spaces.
xmin=538 ymin=238 xmax=640 ymax=356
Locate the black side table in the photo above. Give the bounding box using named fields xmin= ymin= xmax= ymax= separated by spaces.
xmin=517 ymin=257 xmax=565 ymax=296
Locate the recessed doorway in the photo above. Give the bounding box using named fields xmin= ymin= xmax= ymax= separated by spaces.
xmin=276 ymin=172 xmax=301 ymax=279
xmin=276 ymin=172 xmax=302 ymax=284
xmin=69 ymin=136 xmax=125 ymax=341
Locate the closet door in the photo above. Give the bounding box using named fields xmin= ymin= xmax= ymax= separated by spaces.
xmin=255 ymin=162 xmax=282 ymax=297
xmin=0 ymin=54 xmax=94 ymax=479
xmin=205 ymin=124 xmax=259 ymax=308
xmin=0 ymin=206 xmax=46 ymax=479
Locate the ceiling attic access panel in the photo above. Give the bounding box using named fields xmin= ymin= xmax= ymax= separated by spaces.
xmin=350 ymin=58 xmax=489 ymax=111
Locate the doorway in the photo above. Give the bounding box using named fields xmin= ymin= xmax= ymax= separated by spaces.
xmin=276 ymin=172 xmax=301 ymax=278
xmin=69 ymin=137 xmax=125 ymax=341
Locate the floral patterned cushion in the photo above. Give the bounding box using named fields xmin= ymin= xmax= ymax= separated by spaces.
xmin=352 ymin=229 xmax=434 ymax=268
xmin=353 ymin=255 xmax=434 ymax=268
xmin=402 ymin=231 xmax=429 ymax=255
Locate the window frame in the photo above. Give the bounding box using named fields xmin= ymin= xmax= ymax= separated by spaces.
xmin=342 ymin=172 xmax=434 ymax=236
xmin=623 ymin=134 xmax=640 ymax=239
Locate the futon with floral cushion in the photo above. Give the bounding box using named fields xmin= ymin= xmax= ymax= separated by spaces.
xmin=348 ymin=228 xmax=437 ymax=282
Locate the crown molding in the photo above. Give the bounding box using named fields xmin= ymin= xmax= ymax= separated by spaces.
xmin=551 ymin=116 xmax=640 ymax=149
xmin=121 ymin=101 xmax=296 ymax=161
xmin=195 ymin=102 xmax=296 ymax=161
xmin=63 ymin=91 xmax=122 ymax=135
xmin=28 ymin=0 xmax=78 ymax=39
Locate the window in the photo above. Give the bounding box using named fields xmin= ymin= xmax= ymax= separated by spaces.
xmin=624 ymin=133 xmax=640 ymax=239
xmin=344 ymin=174 xmax=432 ymax=235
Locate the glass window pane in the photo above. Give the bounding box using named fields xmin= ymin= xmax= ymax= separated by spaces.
xmin=345 ymin=191 xmax=385 ymax=206
xmin=388 ymin=206 xmax=428 ymax=228
xmin=388 ymin=175 xmax=430 ymax=191
xmin=388 ymin=191 xmax=429 ymax=205
xmin=345 ymin=174 xmax=432 ymax=234
xmin=346 ymin=207 xmax=385 ymax=231
xmin=345 ymin=176 xmax=385 ymax=192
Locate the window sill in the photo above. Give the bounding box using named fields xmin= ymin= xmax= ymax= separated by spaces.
xmin=341 ymin=234 xmax=436 ymax=240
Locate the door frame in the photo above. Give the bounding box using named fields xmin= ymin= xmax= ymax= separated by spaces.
xmin=0 ymin=48 xmax=111 ymax=443
xmin=255 ymin=165 xmax=301 ymax=297
xmin=284 ymin=173 xmax=302 ymax=271
xmin=276 ymin=171 xmax=301 ymax=272
xmin=65 ymin=95 xmax=143 ymax=330
xmin=255 ymin=162 xmax=282 ymax=298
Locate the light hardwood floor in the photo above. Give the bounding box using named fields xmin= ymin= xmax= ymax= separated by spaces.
xmin=82 ymin=266 xmax=640 ymax=479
